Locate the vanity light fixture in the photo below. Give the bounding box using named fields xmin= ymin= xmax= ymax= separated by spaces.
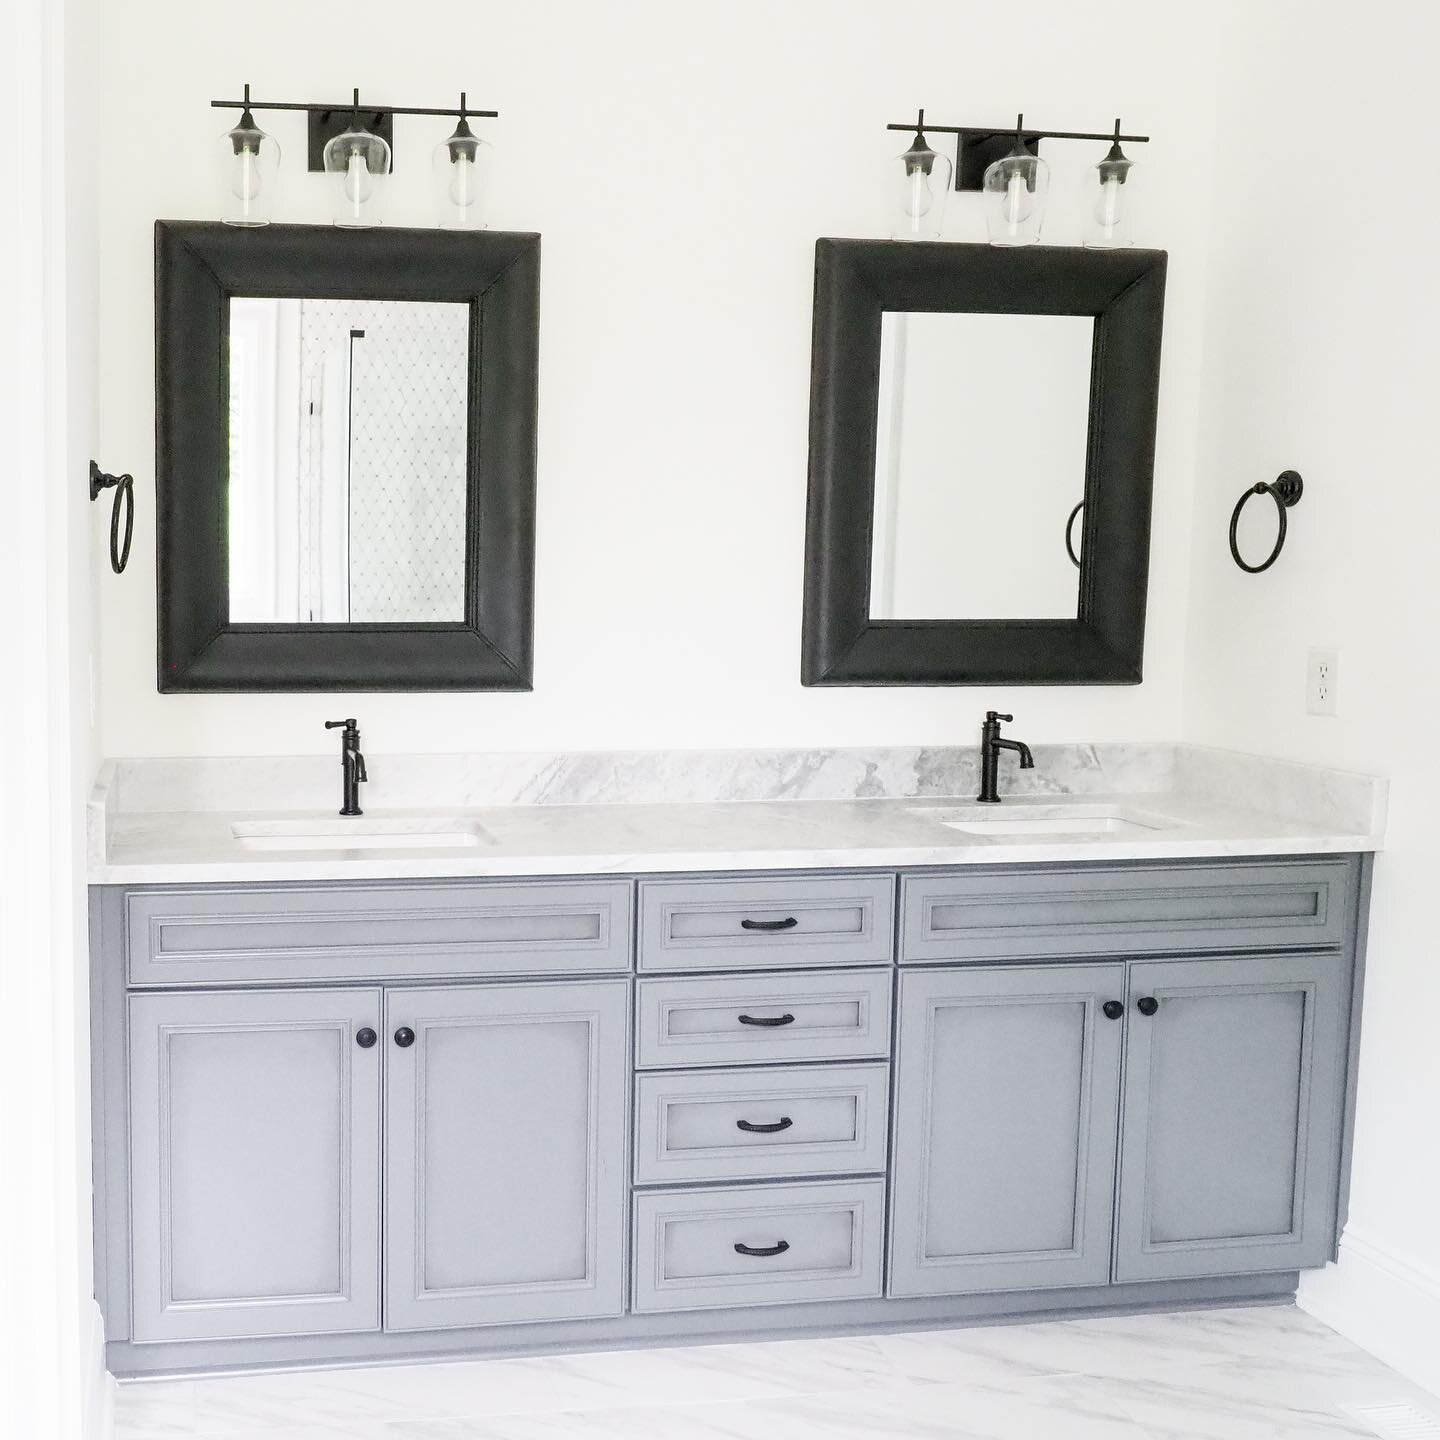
xmin=883 ymin=112 xmax=1149 ymax=246
xmin=209 ymin=87 xmax=499 ymax=230
xmin=982 ymin=114 xmax=1050 ymax=247
xmin=217 ymin=84 xmax=281 ymax=227
xmin=433 ymin=94 xmax=493 ymax=230
xmin=890 ymin=110 xmax=953 ymax=240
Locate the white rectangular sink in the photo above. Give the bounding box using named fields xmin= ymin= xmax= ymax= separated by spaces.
xmin=909 ymin=803 xmax=1182 ymax=838
xmin=232 ymin=818 xmax=493 ymax=852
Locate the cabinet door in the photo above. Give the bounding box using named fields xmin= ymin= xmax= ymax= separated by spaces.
xmin=128 ymin=989 xmax=382 ymax=1342
xmin=385 ymin=979 xmax=629 ymax=1330
xmin=889 ymin=964 xmax=1126 ymax=1296
xmin=1114 ymin=953 xmax=1345 ymax=1281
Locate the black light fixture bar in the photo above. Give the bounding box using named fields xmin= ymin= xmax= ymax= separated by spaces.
xmin=213 ymin=85 xmax=498 ymax=173
xmin=209 ymin=97 xmax=499 ymax=120
xmin=887 ymin=111 xmax=1149 ymax=192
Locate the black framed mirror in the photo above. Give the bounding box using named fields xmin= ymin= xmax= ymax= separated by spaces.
xmin=801 ymin=240 xmax=1166 ymax=686
xmin=154 ymin=221 xmax=539 ymax=692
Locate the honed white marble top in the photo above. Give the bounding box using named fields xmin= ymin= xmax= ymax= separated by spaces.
xmin=87 ymin=743 xmax=1387 ymax=884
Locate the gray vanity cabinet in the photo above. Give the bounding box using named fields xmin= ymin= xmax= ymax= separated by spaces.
xmin=888 ymin=965 xmax=1127 ymax=1296
xmin=383 ymin=979 xmax=629 ymax=1331
xmin=1113 ymin=952 xmax=1346 ymax=1281
xmin=127 ymin=988 xmax=382 ymax=1343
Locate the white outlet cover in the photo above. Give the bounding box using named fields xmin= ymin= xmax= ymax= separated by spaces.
xmin=1307 ymin=646 xmax=1340 ymax=717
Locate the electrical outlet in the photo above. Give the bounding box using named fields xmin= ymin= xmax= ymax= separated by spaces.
xmin=1307 ymin=647 xmax=1339 ymax=717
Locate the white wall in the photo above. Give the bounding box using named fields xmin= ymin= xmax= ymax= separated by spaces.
xmin=0 ymin=0 xmax=108 ymax=1430
xmin=1182 ymin=0 xmax=1440 ymax=1393
xmin=95 ymin=0 xmax=1219 ymax=758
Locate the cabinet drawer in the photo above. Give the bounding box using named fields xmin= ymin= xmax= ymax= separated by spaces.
xmin=634 ymin=1063 xmax=890 ymax=1184
xmin=635 ymin=970 xmax=892 ymax=1069
xmin=631 ymin=1179 xmax=885 ymax=1313
xmin=900 ymin=860 xmax=1354 ymax=963
xmin=125 ymin=879 xmax=633 ymax=985
xmin=638 ymin=875 xmax=894 ymax=972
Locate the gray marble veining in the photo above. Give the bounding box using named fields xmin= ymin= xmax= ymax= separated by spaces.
xmin=87 ymin=743 xmax=1386 ymax=884
xmin=109 ymin=1305 xmax=1437 ymax=1440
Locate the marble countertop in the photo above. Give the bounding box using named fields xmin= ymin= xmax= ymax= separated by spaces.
xmin=88 ymin=743 xmax=1387 ymax=884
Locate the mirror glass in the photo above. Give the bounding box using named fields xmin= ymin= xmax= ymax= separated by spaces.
xmin=868 ymin=311 xmax=1094 ymax=621
xmin=227 ymin=297 xmax=470 ymax=624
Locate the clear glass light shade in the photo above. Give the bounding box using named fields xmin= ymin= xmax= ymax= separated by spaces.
xmin=890 ymin=135 xmax=952 ymax=240
xmin=217 ymin=112 xmax=280 ymax=227
xmin=983 ymin=149 xmax=1050 ymax=247
xmin=1083 ymin=148 xmax=1137 ymax=248
xmin=323 ymin=123 xmax=391 ymax=228
xmin=432 ymin=124 xmax=493 ymax=229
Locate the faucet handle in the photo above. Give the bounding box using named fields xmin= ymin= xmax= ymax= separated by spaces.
xmin=986 ymin=711 xmax=1013 ymax=723
xmin=325 ymin=718 xmax=358 ymax=732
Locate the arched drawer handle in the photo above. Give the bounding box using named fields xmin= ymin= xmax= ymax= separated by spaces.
xmin=737 ymin=1012 xmax=795 ymax=1027
xmin=740 ymin=917 xmax=799 ymax=932
xmin=734 ymin=1240 xmax=790 ymax=1258
xmin=736 ymin=1116 xmax=794 ymax=1134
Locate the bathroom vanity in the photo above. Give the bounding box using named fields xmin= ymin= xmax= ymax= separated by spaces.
xmin=87 ymin=745 xmax=1384 ymax=1376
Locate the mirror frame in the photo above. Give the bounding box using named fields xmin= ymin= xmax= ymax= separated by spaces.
xmin=801 ymin=239 xmax=1167 ymax=686
xmin=154 ymin=221 xmax=539 ymax=692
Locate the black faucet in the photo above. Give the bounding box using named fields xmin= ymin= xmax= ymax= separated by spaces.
xmin=977 ymin=710 xmax=1035 ymax=804
xmin=324 ymin=718 xmax=368 ymax=816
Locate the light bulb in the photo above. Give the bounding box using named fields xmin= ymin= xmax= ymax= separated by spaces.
xmin=1003 ymin=169 xmax=1030 ymax=231
xmin=905 ymin=167 xmax=933 ymax=221
xmin=447 ymin=152 xmax=475 ymax=209
xmin=344 ymin=148 xmax=373 ymax=208
xmin=232 ymin=145 xmax=262 ymax=208
xmin=1094 ymin=174 xmax=1122 ymax=238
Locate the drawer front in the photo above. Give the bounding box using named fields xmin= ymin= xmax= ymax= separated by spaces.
xmin=638 ymin=875 xmax=894 ymax=972
xmin=900 ymin=860 xmax=1355 ymax=963
xmin=634 ymin=1063 xmax=890 ymax=1184
xmin=635 ymin=970 xmax=892 ymax=1069
xmin=125 ymin=879 xmax=633 ymax=985
xmin=631 ymin=1179 xmax=885 ymax=1312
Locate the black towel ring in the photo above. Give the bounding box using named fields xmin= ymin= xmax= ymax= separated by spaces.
xmin=1229 ymin=470 xmax=1303 ymax=574
xmin=90 ymin=461 xmax=135 ymax=575
xmin=1064 ymin=501 xmax=1084 ymax=569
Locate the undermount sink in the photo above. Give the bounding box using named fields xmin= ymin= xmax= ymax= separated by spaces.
xmin=909 ymin=803 xmax=1182 ymax=838
xmin=232 ymin=818 xmax=493 ymax=852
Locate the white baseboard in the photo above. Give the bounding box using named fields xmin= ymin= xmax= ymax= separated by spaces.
xmin=1300 ymin=1226 xmax=1440 ymax=1400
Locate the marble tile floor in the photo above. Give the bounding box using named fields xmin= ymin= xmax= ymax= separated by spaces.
xmin=112 ymin=1305 xmax=1440 ymax=1440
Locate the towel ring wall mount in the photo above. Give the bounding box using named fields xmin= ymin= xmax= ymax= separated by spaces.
xmin=1229 ymin=470 xmax=1303 ymax=574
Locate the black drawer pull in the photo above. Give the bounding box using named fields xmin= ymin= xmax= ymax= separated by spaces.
xmin=734 ymin=1240 xmax=790 ymax=1258
xmin=740 ymin=916 xmax=799 ymax=932
xmin=737 ymin=1012 xmax=795 ymax=1027
xmin=736 ymin=1116 xmax=794 ymax=1134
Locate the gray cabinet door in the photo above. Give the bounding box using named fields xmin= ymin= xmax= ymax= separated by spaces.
xmin=889 ymin=964 xmax=1126 ymax=1296
xmin=385 ymin=979 xmax=629 ymax=1331
xmin=1114 ymin=952 xmax=1346 ymax=1281
xmin=128 ymin=988 xmax=382 ymax=1342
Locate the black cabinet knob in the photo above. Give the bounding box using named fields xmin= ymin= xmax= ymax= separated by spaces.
xmin=1102 ymin=1000 xmax=1124 ymax=1021
xmin=355 ymin=1027 xmax=377 ymax=1049
xmin=1136 ymin=996 xmax=1160 ymax=1017
xmin=394 ymin=1026 xmax=416 ymax=1048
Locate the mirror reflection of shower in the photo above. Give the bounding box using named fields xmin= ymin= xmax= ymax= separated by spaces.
xmin=227 ymin=297 xmax=470 ymax=624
